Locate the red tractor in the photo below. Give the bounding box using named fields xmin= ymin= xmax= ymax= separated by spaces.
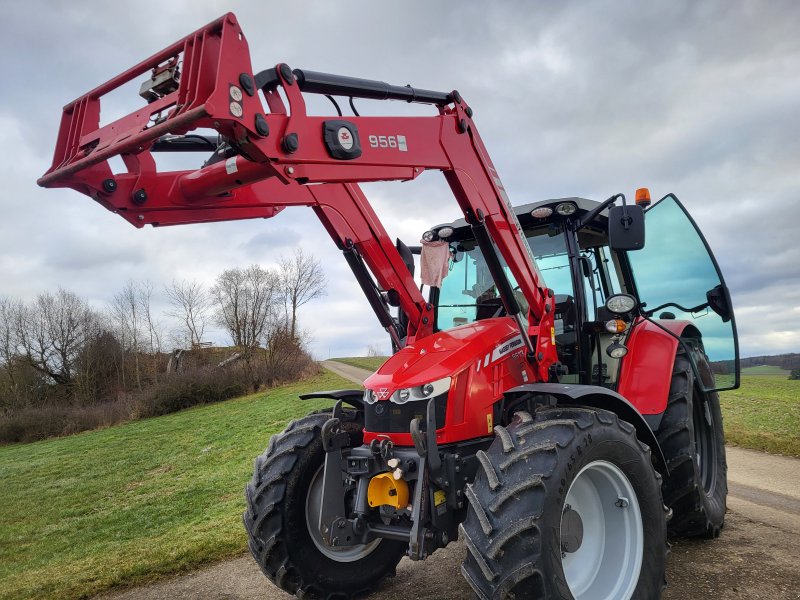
xmin=39 ymin=14 xmax=738 ymax=599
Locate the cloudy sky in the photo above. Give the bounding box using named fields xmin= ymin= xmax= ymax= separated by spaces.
xmin=1 ymin=0 xmax=798 ymax=359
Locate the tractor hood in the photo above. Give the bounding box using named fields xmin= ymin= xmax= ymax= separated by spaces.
xmin=364 ymin=317 xmax=521 ymax=392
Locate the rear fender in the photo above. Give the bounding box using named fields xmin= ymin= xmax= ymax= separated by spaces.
xmin=617 ymin=319 xmax=700 ymax=416
xmin=503 ymin=383 xmax=668 ymax=476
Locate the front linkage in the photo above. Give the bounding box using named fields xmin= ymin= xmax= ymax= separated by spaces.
xmin=319 ymin=399 xmax=483 ymax=561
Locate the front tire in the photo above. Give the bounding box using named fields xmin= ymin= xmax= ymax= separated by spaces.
xmin=243 ymin=410 xmax=406 ymax=599
xmin=657 ymin=347 xmax=728 ymax=538
xmin=460 ymin=407 xmax=667 ymax=599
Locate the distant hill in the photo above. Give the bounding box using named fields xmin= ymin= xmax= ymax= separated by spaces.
xmin=739 ymin=353 xmax=800 ymax=371
xmin=741 ymin=365 xmax=790 ymax=376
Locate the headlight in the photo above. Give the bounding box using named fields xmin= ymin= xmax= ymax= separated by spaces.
xmin=606 ymin=293 xmax=637 ymax=314
xmin=531 ymin=206 xmax=553 ymax=219
xmin=606 ymin=341 xmax=629 ymax=359
xmin=437 ymin=226 xmax=454 ymax=239
xmin=555 ymin=202 xmax=577 ymax=216
xmin=392 ymin=377 xmax=451 ymax=404
xmin=363 ymin=389 xmax=379 ymax=405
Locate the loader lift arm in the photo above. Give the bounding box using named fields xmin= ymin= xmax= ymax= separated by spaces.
xmin=38 ymin=12 xmax=556 ymax=376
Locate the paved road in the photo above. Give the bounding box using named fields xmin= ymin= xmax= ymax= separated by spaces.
xmin=102 ymin=362 xmax=800 ymax=600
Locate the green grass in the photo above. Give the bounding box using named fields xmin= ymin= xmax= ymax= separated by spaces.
xmin=720 ymin=374 xmax=800 ymax=457
xmin=330 ymin=356 xmax=389 ymax=372
xmin=0 ymin=371 xmax=351 ymax=600
xmin=741 ymin=365 xmax=791 ymax=376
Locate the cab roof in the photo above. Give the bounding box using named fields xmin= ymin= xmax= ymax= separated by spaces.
xmin=435 ymin=197 xmax=606 ymax=233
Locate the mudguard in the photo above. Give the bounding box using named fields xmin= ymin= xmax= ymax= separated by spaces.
xmin=503 ymin=382 xmax=668 ymax=475
xmin=617 ymin=319 xmax=700 ymax=416
xmin=299 ymin=389 xmax=364 ymax=410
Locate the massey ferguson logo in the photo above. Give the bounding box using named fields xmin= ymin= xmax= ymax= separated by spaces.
xmin=337 ymin=127 xmax=354 ymax=150
xmin=376 ymin=388 xmax=390 ymax=400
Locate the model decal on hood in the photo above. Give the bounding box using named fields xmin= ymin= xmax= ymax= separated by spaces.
xmin=476 ymin=335 xmax=524 ymax=372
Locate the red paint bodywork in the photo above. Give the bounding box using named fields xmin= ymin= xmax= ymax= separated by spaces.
xmin=364 ymin=318 xmax=532 ymax=445
xmin=617 ymin=318 xmax=695 ymax=415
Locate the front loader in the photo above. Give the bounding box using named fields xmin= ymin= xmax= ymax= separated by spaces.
xmin=39 ymin=13 xmax=739 ymax=599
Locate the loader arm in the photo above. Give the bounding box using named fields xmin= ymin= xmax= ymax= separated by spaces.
xmin=38 ymin=13 xmax=557 ymax=376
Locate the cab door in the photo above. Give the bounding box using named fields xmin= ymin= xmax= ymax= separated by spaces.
xmin=628 ymin=194 xmax=739 ymax=390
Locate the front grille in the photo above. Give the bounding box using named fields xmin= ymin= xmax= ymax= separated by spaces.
xmin=364 ymin=393 xmax=447 ymax=433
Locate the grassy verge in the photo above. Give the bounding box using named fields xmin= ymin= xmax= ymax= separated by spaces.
xmin=0 ymin=371 xmax=350 ymax=600
xmin=329 ymin=356 xmax=388 ymax=372
xmin=720 ymin=375 xmax=800 ymax=457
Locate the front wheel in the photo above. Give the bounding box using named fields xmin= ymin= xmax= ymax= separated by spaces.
xmin=243 ymin=410 xmax=406 ymax=598
xmin=460 ymin=407 xmax=668 ymax=599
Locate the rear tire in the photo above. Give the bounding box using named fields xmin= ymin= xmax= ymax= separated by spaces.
xmin=657 ymin=347 xmax=728 ymax=538
xmin=243 ymin=410 xmax=406 ymax=599
xmin=460 ymin=407 xmax=667 ymax=599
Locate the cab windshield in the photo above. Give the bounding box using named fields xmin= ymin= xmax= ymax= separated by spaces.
xmin=437 ymin=228 xmax=574 ymax=329
xmin=436 ymin=225 xmax=623 ymax=330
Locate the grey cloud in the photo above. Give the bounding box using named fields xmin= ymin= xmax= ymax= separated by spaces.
xmin=1 ymin=0 xmax=798 ymax=358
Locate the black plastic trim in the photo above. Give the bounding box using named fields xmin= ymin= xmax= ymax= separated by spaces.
xmin=322 ymin=120 xmax=362 ymax=160
xmin=298 ymin=389 xmax=364 ymax=410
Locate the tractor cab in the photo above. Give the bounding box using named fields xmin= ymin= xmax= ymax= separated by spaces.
xmin=421 ymin=193 xmax=739 ymax=394
xmin=423 ymin=197 xmax=635 ymax=388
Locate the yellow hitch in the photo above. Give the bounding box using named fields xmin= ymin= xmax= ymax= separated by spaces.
xmin=367 ymin=472 xmax=409 ymax=509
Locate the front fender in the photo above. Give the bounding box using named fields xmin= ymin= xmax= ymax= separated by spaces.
xmin=503 ymin=382 xmax=668 ymax=476
xmin=617 ymin=319 xmax=699 ymax=416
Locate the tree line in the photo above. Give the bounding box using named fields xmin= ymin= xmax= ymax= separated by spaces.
xmin=0 ymin=249 xmax=325 ymax=442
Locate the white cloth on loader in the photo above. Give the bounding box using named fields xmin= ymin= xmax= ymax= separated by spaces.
xmin=420 ymin=240 xmax=450 ymax=287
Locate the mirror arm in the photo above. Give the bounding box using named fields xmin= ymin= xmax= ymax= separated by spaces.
xmin=576 ymin=193 xmax=624 ymax=231
xmin=643 ymin=300 xmax=709 ymax=318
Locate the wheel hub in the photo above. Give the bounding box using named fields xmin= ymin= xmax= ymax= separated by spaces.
xmin=560 ymin=460 xmax=644 ymax=600
xmin=305 ymin=466 xmax=382 ymax=562
xmin=560 ymin=505 xmax=584 ymax=553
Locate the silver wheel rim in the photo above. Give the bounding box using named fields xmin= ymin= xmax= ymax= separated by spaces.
xmin=561 ymin=460 xmax=644 ymax=599
xmin=305 ymin=466 xmax=382 ymax=562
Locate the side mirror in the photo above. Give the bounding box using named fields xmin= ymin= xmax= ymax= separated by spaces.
xmin=608 ymin=205 xmax=645 ymax=251
xmin=396 ymin=238 xmax=415 ymax=277
xmin=706 ymin=284 xmax=732 ymax=323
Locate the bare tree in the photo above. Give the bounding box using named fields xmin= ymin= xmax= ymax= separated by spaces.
xmin=137 ymin=281 xmax=163 ymax=356
xmin=17 ymin=289 xmax=99 ymax=390
xmin=0 ymin=297 xmax=24 ymax=405
xmin=279 ymin=249 xmax=326 ymax=339
xmin=110 ymin=281 xmax=144 ymax=390
xmin=211 ymin=265 xmax=280 ymax=348
xmin=165 ymin=279 xmax=210 ymax=348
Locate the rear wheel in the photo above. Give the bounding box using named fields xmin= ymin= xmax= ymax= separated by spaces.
xmin=657 ymin=347 xmax=727 ymax=537
xmin=460 ymin=407 xmax=667 ymax=599
xmin=243 ymin=410 xmax=406 ymax=598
